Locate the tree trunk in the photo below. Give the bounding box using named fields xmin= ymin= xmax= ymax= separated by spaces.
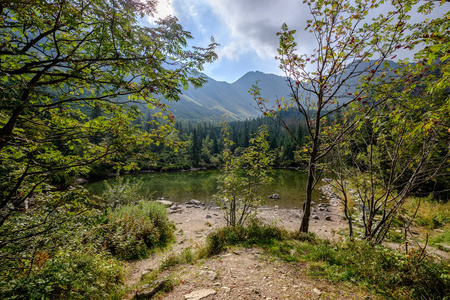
xmin=299 ymin=114 xmax=320 ymax=234
xmin=0 ymin=108 xmax=22 ymax=152
xmin=299 ymin=171 xmax=313 ymax=233
xmin=299 ymin=153 xmax=317 ymax=233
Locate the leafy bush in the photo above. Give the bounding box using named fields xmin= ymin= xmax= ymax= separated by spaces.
xmin=0 ymin=248 xmax=124 ymax=300
xmin=95 ymin=201 xmax=174 ymax=260
xmin=102 ymin=174 xmax=149 ymax=208
xmin=203 ymin=218 xmax=288 ymax=257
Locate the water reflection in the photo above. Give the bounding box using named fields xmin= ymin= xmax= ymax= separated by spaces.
xmin=87 ymin=169 xmax=324 ymax=209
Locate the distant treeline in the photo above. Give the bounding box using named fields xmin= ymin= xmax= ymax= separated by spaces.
xmin=134 ymin=110 xmax=307 ymax=172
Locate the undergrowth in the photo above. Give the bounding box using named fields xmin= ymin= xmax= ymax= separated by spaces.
xmin=403 ymin=196 xmax=450 ymax=229
xmin=94 ymin=201 xmax=175 ymax=260
xmin=0 ymin=199 xmax=174 ymax=299
xmin=196 ymin=220 xmax=450 ymax=300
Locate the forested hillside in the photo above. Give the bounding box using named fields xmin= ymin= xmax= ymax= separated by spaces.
xmin=1 ymin=0 xmax=449 ymax=299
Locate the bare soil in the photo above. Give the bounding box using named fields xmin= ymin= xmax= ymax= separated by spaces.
xmin=159 ymin=247 xmax=379 ymax=300
xmin=124 ymin=188 xmax=447 ymax=299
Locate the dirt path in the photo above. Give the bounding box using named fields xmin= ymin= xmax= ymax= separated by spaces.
xmin=125 ymin=186 xmax=347 ymax=288
xmin=159 ymin=247 xmax=379 ymax=300
xmin=124 ymin=185 xmax=447 ymax=299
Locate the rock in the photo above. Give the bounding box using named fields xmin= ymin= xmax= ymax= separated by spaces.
xmin=222 ymin=287 xmax=231 ymax=293
xmin=156 ymin=200 xmax=173 ymax=207
xmin=206 ymin=215 xmax=212 ymax=219
xmin=268 ymin=193 xmax=280 ymax=199
xmin=169 ymin=208 xmax=183 ymax=214
xmin=274 ymin=205 xmax=279 ymax=209
xmin=313 ymin=288 xmax=322 ymax=295
xmin=185 ymin=204 xmax=194 ymax=208
xmin=319 ymin=207 xmax=325 ymax=211
xmin=325 ymin=215 xmax=332 ymax=221
xmin=74 ymin=178 xmax=88 ymax=185
xmin=199 ymin=270 xmax=217 ymax=281
xmin=184 ymin=289 xmax=217 ymax=300
xmin=141 ymin=269 xmax=152 ymax=278
xmin=438 ymin=244 xmax=450 ymax=252
xmin=188 ymin=199 xmax=203 ymax=205
xmin=312 ymin=215 xmax=320 ymax=220
xmin=134 ymin=279 xmax=169 ymax=299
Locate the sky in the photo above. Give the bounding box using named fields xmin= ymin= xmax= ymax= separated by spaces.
xmin=148 ymin=0 xmax=449 ymax=83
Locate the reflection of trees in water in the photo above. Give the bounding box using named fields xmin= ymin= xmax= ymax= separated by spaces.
xmin=87 ymin=169 xmax=324 ymax=208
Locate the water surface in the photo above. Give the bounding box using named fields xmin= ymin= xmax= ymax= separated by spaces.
xmin=87 ymin=169 xmax=324 ymax=209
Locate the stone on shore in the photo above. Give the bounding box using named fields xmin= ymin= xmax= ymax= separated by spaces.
xmin=156 ymin=200 xmax=173 ymax=207
xmin=184 ymin=289 xmax=216 ymax=300
xmin=187 ymin=199 xmax=203 ymax=205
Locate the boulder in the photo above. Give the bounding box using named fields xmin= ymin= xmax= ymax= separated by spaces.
xmin=199 ymin=270 xmax=217 ymax=281
xmin=268 ymin=194 xmax=280 ymax=199
xmin=188 ymin=199 xmax=203 ymax=205
xmin=156 ymin=200 xmax=173 ymax=207
xmin=325 ymin=215 xmax=332 ymax=221
xmin=311 ymin=215 xmax=320 ymax=220
xmin=134 ymin=279 xmax=169 ymax=299
xmin=184 ymin=289 xmax=217 ymax=300
xmin=169 ymin=207 xmax=183 ymax=214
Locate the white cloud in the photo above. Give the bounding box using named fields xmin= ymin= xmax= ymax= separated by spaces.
xmin=205 ymin=0 xmax=309 ymax=59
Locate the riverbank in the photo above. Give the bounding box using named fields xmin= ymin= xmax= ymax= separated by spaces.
xmin=125 ymin=186 xmax=347 ymax=288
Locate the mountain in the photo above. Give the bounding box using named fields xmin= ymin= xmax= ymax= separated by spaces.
xmin=156 ymin=60 xmax=400 ymax=122
xmin=164 ymin=71 xmax=292 ymax=121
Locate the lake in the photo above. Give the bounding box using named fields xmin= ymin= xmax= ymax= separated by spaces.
xmin=86 ymin=169 xmax=324 ymax=209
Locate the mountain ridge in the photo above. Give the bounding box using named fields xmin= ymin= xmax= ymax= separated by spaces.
xmin=160 ymin=60 xmax=400 ymax=121
xmin=163 ymin=71 xmax=292 ymax=121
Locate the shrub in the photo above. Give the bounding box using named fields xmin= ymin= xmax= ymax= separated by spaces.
xmin=102 ymin=174 xmax=151 ymax=208
xmin=203 ymin=218 xmax=288 ymax=257
xmin=96 ymin=201 xmax=174 ymax=260
xmin=0 ymin=248 xmax=124 ymax=300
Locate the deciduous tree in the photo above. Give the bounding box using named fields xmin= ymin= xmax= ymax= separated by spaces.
xmin=0 ymin=0 xmax=216 ymax=271
xmin=253 ymin=0 xmax=414 ymax=233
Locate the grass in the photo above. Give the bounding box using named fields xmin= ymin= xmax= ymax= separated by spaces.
xmin=159 ymin=248 xmax=196 ymax=271
xmin=193 ymin=220 xmax=450 ymax=300
xmin=116 ymin=216 xmax=450 ymax=300
xmin=403 ymin=196 xmax=450 ymax=229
